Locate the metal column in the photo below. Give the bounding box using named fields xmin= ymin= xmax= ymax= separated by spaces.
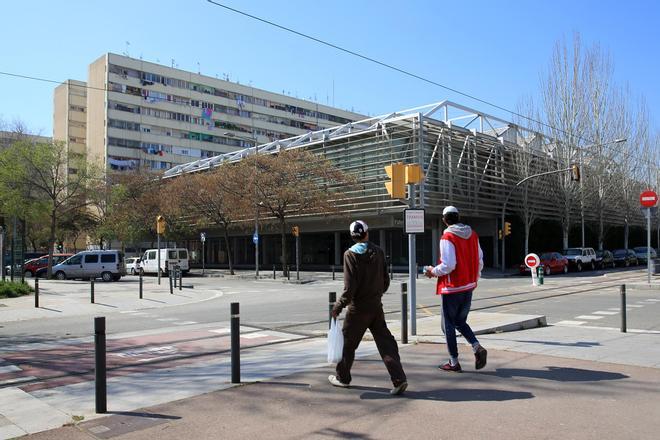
xmin=408 ymin=183 xmax=417 ymax=336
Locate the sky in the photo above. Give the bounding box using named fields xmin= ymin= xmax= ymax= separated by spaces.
xmin=0 ymin=0 xmax=658 ymax=136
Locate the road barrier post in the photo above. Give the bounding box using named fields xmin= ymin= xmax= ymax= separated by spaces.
xmin=90 ymin=278 xmax=95 ymax=304
xmin=94 ymin=316 xmax=107 ymax=413
xmin=139 ymin=272 xmax=143 ymax=299
xmin=390 ymin=262 xmax=393 ymax=280
xmin=230 ymin=302 xmax=240 ymax=384
xmin=332 ymin=265 xmax=335 ymax=281
xmin=401 ymin=282 xmax=408 ymax=344
xmin=169 ymin=270 xmax=173 ymax=294
xmin=620 ymin=284 xmax=627 ymax=333
xmin=178 ymin=267 xmax=182 ymax=291
xmin=287 ymin=266 xmax=290 ymax=281
xmin=328 ymin=291 xmax=336 ymax=329
xmin=273 ymin=265 xmax=276 ymax=280
xmin=34 ymin=277 xmax=39 ymax=308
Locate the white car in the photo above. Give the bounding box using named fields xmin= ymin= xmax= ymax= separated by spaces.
xmin=125 ymin=257 xmax=141 ymax=275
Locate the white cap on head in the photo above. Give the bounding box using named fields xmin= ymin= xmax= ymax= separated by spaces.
xmin=349 ymin=220 xmax=368 ymax=238
xmin=443 ymin=206 xmax=459 ymax=215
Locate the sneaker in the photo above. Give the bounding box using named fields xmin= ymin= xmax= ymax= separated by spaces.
xmin=390 ymin=381 xmax=408 ymax=396
xmin=328 ymin=375 xmax=349 ymax=388
xmin=474 ymin=346 xmax=488 ymax=370
xmin=439 ymin=361 xmax=462 ymax=372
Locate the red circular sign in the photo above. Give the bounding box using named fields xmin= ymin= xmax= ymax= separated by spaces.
xmin=524 ymin=253 xmax=540 ymax=268
xmin=640 ymin=190 xmax=658 ymax=208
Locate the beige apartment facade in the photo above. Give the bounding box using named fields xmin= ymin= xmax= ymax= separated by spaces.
xmin=53 ymin=79 xmax=87 ymax=175
xmin=80 ymin=53 xmax=364 ymax=172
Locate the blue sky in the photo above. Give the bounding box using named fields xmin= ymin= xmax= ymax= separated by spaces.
xmin=0 ymin=0 xmax=658 ymax=136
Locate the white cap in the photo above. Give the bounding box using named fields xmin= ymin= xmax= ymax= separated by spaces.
xmin=443 ymin=206 xmax=459 ymax=215
xmin=349 ymin=220 xmax=368 ymax=238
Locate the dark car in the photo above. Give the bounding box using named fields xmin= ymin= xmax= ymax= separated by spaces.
xmin=633 ymin=247 xmax=657 ymax=264
xmin=519 ymin=252 xmax=569 ymax=275
xmin=595 ymin=250 xmax=615 ymax=269
xmin=612 ymin=249 xmax=638 ymax=267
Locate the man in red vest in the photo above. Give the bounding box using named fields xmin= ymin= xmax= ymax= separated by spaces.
xmin=424 ymin=206 xmax=488 ymax=372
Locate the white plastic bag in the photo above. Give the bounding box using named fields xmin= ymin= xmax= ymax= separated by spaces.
xmin=327 ymin=318 xmax=344 ymax=363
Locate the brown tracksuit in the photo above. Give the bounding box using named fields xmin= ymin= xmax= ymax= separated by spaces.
xmin=332 ymin=241 xmax=406 ymax=386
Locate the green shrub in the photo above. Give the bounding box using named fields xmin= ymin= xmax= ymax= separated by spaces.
xmin=0 ymin=281 xmax=33 ymax=298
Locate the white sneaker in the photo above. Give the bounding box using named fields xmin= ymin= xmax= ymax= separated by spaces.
xmin=328 ymin=375 xmax=349 ymax=388
xmin=390 ymin=381 xmax=408 ymax=396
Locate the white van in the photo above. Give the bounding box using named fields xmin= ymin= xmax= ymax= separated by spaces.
xmin=140 ymin=248 xmax=189 ymax=275
xmin=53 ymin=250 xmax=126 ymax=281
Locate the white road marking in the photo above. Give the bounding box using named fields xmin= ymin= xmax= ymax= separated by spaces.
xmin=156 ymin=318 xmax=178 ymax=322
xmin=0 ymin=376 xmax=37 ymax=386
xmin=627 ymin=305 xmax=644 ymax=308
xmin=575 ymin=315 xmax=604 ymax=320
xmin=120 ymin=310 xmax=137 ymax=314
xmin=607 ymin=308 xmax=621 ymax=311
xmin=554 ymin=320 xmax=586 ymax=326
xmin=209 ymin=328 xmax=230 ymax=334
xmin=645 ymin=299 xmax=660 ymax=302
xmin=592 ymin=311 xmax=618 ymax=315
xmin=173 ymin=321 xmax=198 ymax=326
xmin=241 ymin=332 xmax=269 ymax=339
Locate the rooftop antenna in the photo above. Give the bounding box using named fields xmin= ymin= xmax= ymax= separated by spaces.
xmin=124 ymin=41 xmax=130 ymax=57
xmin=197 ymin=62 xmax=200 ymax=74
xmin=139 ymin=53 xmax=143 ymax=60
xmin=171 ymin=58 xmax=176 ymax=68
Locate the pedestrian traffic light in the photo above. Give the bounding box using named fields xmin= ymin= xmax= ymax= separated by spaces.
xmin=504 ymin=221 xmax=512 ymax=236
xmin=405 ymin=164 xmax=423 ymax=184
xmin=571 ymin=164 xmax=581 ymax=182
xmin=292 ymin=225 xmax=299 ymax=237
xmin=156 ymin=215 xmax=166 ymax=234
xmin=384 ymin=163 xmax=406 ymax=198
xmin=498 ymin=229 xmax=502 ymax=240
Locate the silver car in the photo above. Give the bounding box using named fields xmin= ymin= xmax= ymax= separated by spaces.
xmin=53 ymin=250 xmax=126 ymax=282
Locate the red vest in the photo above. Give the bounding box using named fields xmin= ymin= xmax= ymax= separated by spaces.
xmin=436 ymin=230 xmax=480 ymax=295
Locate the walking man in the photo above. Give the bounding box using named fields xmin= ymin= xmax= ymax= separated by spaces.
xmin=424 ymin=206 xmax=488 ymax=372
xmin=329 ymin=220 xmax=408 ymax=395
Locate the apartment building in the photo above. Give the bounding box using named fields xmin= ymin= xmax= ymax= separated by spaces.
xmin=79 ymin=53 xmax=364 ymax=172
xmin=53 ymin=79 xmax=87 ymax=175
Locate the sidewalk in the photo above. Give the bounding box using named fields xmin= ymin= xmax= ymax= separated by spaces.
xmin=25 ymin=342 xmax=660 ymax=440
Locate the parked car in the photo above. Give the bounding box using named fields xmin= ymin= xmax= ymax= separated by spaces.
xmin=4 ymin=252 xmax=45 ymax=276
xmin=52 ymin=250 xmax=126 ymax=281
xmin=519 ymin=252 xmax=568 ymax=275
xmin=140 ymin=248 xmax=189 ymax=275
xmin=612 ymin=249 xmax=638 ymax=267
xmin=23 ymin=254 xmax=74 ymax=277
xmin=125 ymin=257 xmax=141 ymax=275
xmin=595 ymin=250 xmax=615 ymax=269
xmin=632 ymin=247 xmax=657 ymax=264
xmin=562 ymin=247 xmax=597 ymax=272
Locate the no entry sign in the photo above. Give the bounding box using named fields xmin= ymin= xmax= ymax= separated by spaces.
xmin=640 ymin=190 xmax=658 ymax=208
xmin=525 ymin=253 xmax=540 ymax=269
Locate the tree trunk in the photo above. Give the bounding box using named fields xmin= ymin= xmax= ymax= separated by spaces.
xmin=223 ymin=227 xmax=234 ymax=275
xmin=598 ymin=215 xmax=604 ymax=251
xmin=562 ymin=223 xmax=569 ymax=250
xmin=47 ymin=209 xmax=56 ymax=278
xmin=280 ymin=218 xmax=288 ymax=275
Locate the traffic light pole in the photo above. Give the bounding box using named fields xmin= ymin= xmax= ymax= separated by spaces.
xmin=408 ymin=184 xmax=417 ymax=336
xmin=157 ymin=233 xmax=161 ymax=285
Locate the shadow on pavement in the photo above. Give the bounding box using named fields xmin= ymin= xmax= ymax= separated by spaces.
xmin=485 ymin=366 xmax=629 ymax=382
xmin=313 ymin=428 xmax=375 ymax=439
xmin=515 ymin=340 xmax=601 ymax=347
xmin=105 ymin=411 xmax=181 ymax=420
xmin=359 ymin=387 xmax=534 ymax=402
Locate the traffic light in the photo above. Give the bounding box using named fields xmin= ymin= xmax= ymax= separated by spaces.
xmin=384 ymin=163 xmax=406 ymax=198
xmin=405 ymin=164 xmax=423 ymax=184
xmin=504 ymin=221 xmax=512 ymax=236
xmin=292 ymin=226 xmax=300 ymax=237
xmin=498 ymin=229 xmax=502 ymax=240
xmin=571 ymin=164 xmax=581 ymax=182
xmin=156 ymin=215 xmax=166 ymax=234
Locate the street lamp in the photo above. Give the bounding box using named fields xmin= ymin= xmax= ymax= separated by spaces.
xmin=224 ymin=132 xmax=260 ymax=278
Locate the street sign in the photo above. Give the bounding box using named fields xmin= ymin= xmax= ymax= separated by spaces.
xmin=524 ymin=253 xmax=540 ymax=269
xmin=640 ymin=190 xmax=658 ymax=208
xmin=252 ymin=232 xmax=259 ymax=244
xmin=200 ymin=232 xmax=206 ymax=243
xmin=404 ymin=209 xmax=425 ymax=234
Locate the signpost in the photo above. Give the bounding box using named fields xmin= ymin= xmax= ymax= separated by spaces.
xmin=524 ymin=253 xmax=540 ymax=286
xmin=640 ymin=190 xmax=658 ymax=284
xmin=200 ymin=232 xmax=206 ymax=276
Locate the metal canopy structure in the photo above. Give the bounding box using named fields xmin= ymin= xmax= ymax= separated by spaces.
xmin=163 ymin=100 xmax=644 ymax=227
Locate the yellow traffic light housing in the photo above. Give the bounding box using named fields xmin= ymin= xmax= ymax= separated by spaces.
xmin=384 ymin=163 xmax=406 ymax=199
xmin=292 ymin=225 xmax=300 ymax=237
xmin=156 ymin=215 xmax=166 ymax=234
xmin=405 ymin=164 xmax=423 ymax=184
xmin=571 ymin=164 xmax=581 ymax=182
xmin=504 ymin=221 xmax=512 ymax=236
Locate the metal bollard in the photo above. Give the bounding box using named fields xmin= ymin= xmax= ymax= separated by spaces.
xmin=332 ymin=265 xmax=335 ymax=281
xmin=94 ymin=316 xmax=107 ymax=413
xmin=173 ymin=269 xmax=177 ymax=288
xmin=620 ymin=284 xmax=627 ymax=333
xmin=139 ymin=272 xmax=143 ymax=299
xmin=390 ymin=262 xmax=393 ymax=280
xmin=273 ymin=265 xmax=276 ymax=280
xmin=230 ymin=302 xmax=240 ymax=384
xmin=328 ymin=292 xmax=336 ymax=329
xmin=179 ymin=268 xmax=182 ymax=291
xmin=34 ymin=277 xmax=39 ymax=308
xmin=169 ymin=270 xmax=173 ymax=294
xmin=401 ymin=282 xmax=408 ymax=344
xmin=287 ymin=266 xmax=290 ymax=281
xmin=90 ymin=278 xmax=95 ymax=304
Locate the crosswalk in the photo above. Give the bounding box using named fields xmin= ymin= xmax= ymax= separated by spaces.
xmin=554 ymin=297 xmax=658 ymax=327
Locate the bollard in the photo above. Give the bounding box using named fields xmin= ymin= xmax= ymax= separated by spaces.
xmin=620 ymin=284 xmax=627 ymax=333
xmin=94 ymin=316 xmax=107 ymax=413
xmin=287 ymin=266 xmax=290 ymax=281
xmin=296 ymin=265 xmax=300 ymax=281
xmin=90 ymin=278 xmax=95 ymax=304
xmin=34 ymin=277 xmax=39 ymax=308
xmin=332 ymin=265 xmax=335 ymax=281
xmin=169 ymin=270 xmax=173 ymax=294
xmin=538 ymin=266 xmax=544 ymax=285
xmin=139 ymin=272 xmax=143 ymax=299
xmin=178 ymin=268 xmax=182 ymax=291
xmin=390 ymin=262 xmax=393 ymax=280
xmin=273 ymin=264 xmax=276 ymax=280
xmin=230 ymin=302 xmax=240 ymax=384
xmin=173 ymin=269 xmax=177 ymax=288
xmin=328 ymin=292 xmax=336 ymax=329
xmin=401 ymin=283 xmax=408 ymax=344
